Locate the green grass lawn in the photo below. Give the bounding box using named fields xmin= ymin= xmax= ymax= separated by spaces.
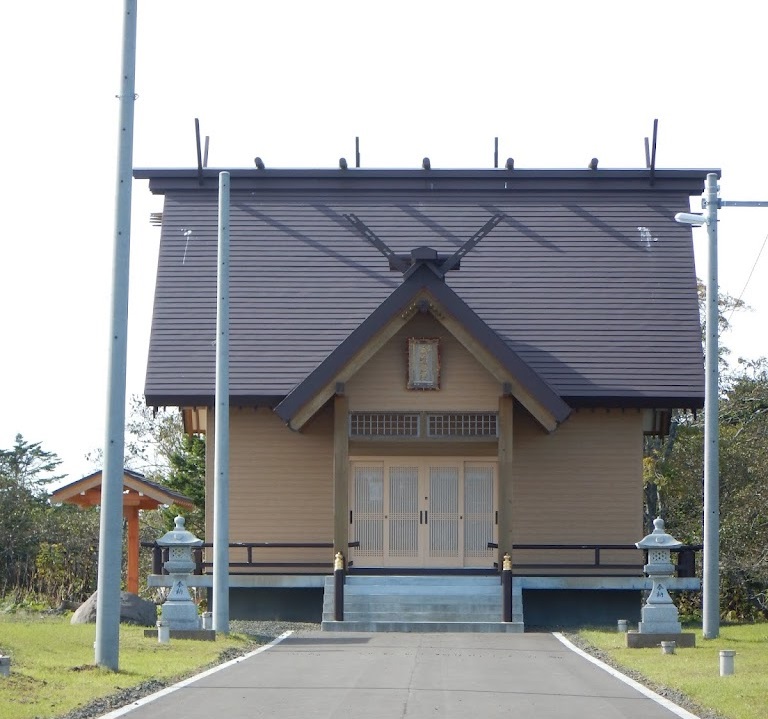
xmin=0 ymin=613 xmax=260 ymax=719
xmin=578 ymin=623 xmax=768 ymax=719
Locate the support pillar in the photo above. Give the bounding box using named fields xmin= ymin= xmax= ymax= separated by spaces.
xmin=333 ymin=392 xmax=350 ymax=557
xmin=125 ymin=504 xmax=140 ymax=595
xmin=497 ymin=394 xmax=514 ymax=568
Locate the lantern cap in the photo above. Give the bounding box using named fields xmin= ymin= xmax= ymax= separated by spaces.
xmin=157 ymin=515 xmax=203 ymax=547
xmin=635 ymin=517 xmax=682 ymax=549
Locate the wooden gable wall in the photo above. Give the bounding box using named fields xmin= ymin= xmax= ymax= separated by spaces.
xmin=347 ymin=314 xmax=500 ymax=412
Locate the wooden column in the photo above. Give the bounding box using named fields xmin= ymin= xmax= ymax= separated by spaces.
xmin=333 ymin=393 xmax=350 ymax=557
xmin=497 ymin=394 xmax=514 ymax=568
xmin=124 ymin=504 xmax=140 ymax=595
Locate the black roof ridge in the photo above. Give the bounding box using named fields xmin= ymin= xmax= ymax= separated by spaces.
xmin=134 ymin=166 xmax=719 ymax=177
xmin=135 ymin=167 xmax=718 ymax=196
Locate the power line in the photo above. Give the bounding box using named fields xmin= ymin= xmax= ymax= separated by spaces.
xmin=727 ymin=228 xmax=768 ymax=324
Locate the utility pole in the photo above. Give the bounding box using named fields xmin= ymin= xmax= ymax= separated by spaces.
xmin=676 ymin=173 xmax=768 ymax=640
xmin=213 ymin=171 xmax=231 ymax=633
xmin=95 ymin=0 xmax=138 ymax=670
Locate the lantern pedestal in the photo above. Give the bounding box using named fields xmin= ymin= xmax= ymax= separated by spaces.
xmin=626 ymin=631 xmax=696 ymax=648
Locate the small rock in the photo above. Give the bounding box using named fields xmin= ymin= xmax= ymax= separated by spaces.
xmin=70 ymin=591 xmax=157 ymax=627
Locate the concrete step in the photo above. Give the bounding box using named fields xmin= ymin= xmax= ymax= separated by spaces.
xmin=336 ymin=612 xmax=504 ymax=622
xmin=321 ymin=620 xmax=524 ymax=633
xmin=342 ymin=575 xmax=501 ymax=587
xmin=322 ymin=574 xmax=524 ymax=630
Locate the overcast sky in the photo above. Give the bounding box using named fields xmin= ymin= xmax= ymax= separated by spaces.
xmin=1 ymin=0 xmax=766 ymax=482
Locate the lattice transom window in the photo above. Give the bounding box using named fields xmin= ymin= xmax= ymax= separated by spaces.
xmin=349 ymin=412 xmax=498 ymax=439
xmin=427 ymin=413 xmax=498 ymax=438
xmin=349 ymin=413 xmax=421 ymax=438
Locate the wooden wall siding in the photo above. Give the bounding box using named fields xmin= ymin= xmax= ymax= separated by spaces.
xmin=510 ymin=408 xmax=643 ymax=556
xmin=206 ymin=405 xmax=334 ymax=568
xmin=347 ymin=314 xmax=500 ymax=411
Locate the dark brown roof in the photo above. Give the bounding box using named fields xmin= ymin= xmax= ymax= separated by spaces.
xmin=135 ymin=167 xmax=712 ymax=410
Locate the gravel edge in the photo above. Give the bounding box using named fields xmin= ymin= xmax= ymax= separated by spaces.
xmin=563 ymin=632 xmax=725 ymax=719
xmin=56 ymin=621 xmax=320 ymax=719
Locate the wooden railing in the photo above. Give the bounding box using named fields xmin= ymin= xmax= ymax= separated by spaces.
xmin=142 ymin=541 xmax=334 ymax=575
xmin=143 ymin=541 xmax=702 ymax=577
xmin=508 ymin=543 xmax=702 ymax=577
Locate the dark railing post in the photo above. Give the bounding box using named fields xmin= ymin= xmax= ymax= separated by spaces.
xmin=334 ymin=551 xmax=345 ymax=621
xmin=151 ymin=543 xmax=163 ymax=575
xmin=193 ymin=547 xmax=203 ymax=575
xmin=676 ymin=547 xmax=696 ymax=578
xmin=502 ymin=552 xmax=512 ymax=622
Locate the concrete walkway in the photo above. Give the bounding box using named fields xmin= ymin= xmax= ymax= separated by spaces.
xmin=105 ymin=632 xmax=699 ymax=719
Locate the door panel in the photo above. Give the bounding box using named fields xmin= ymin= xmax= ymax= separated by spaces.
xmin=350 ymin=459 xmax=496 ymax=568
xmin=388 ymin=465 xmax=419 ymax=559
xmin=352 ymin=465 xmax=384 ymax=559
xmin=429 ymin=465 xmax=460 ymax=561
xmin=464 ymin=464 xmax=495 ymax=562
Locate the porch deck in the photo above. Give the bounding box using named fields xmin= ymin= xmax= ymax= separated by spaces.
xmin=144 ymin=541 xmax=701 ymax=629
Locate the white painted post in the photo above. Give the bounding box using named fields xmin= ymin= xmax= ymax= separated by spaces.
xmin=156 ymin=620 xmax=169 ymax=644
xmin=720 ymin=650 xmax=735 ymax=676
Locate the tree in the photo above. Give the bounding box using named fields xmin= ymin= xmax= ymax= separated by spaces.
xmin=643 ymin=284 xmax=768 ymax=618
xmin=122 ymin=397 xmax=206 ymax=535
xmin=0 ymin=435 xmax=63 ymax=589
xmin=647 ymin=359 xmax=768 ymax=619
xmin=87 ymin=396 xmax=206 ymax=534
xmin=163 ymin=432 xmax=206 ymax=535
xmin=0 ymin=433 xmax=64 ymax=492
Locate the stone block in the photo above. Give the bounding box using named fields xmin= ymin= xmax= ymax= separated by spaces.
xmin=143 ymin=629 xmax=216 ymax=641
xmin=626 ymin=631 xmax=695 ymax=648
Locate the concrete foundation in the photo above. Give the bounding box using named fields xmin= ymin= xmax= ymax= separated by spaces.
xmin=626 ymin=631 xmax=695 ymax=648
xmin=143 ymin=629 xmax=216 ymax=641
xmin=522 ymin=589 xmax=641 ymax=629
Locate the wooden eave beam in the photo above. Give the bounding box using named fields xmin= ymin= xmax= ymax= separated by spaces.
xmin=288 ymin=311 xmax=413 ymax=431
xmin=289 ymin=289 xmax=561 ymax=433
xmin=436 ymin=312 xmax=560 ymax=432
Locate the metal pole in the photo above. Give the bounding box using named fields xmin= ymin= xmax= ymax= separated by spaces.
xmin=702 ymin=172 xmax=720 ymax=639
xmin=95 ymin=0 xmax=137 ymax=671
xmin=213 ymin=171 xmax=230 ymax=633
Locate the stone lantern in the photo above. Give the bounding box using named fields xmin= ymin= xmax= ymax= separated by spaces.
xmin=627 ymin=516 xmax=695 ymax=648
xmin=156 ymin=516 xmax=204 ymax=631
xmin=636 ymin=517 xmax=681 ymax=633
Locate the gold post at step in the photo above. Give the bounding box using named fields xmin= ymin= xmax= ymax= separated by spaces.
xmin=503 ymin=552 xmax=512 ymax=571
xmin=334 ymin=551 xmax=345 ymax=571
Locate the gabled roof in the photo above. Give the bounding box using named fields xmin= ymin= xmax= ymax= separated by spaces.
xmin=51 ymin=468 xmax=195 ymax=510
xmin=275 ymin=262 xmax=571 ymax=431
xmin=135 ymin=167 xmax=712 ymax=410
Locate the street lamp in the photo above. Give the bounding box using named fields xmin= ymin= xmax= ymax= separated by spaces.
xmin=676 ymin=174 xmax=768 ymax=639
xmin=675 ymin=172 xmax=720 ymax=640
